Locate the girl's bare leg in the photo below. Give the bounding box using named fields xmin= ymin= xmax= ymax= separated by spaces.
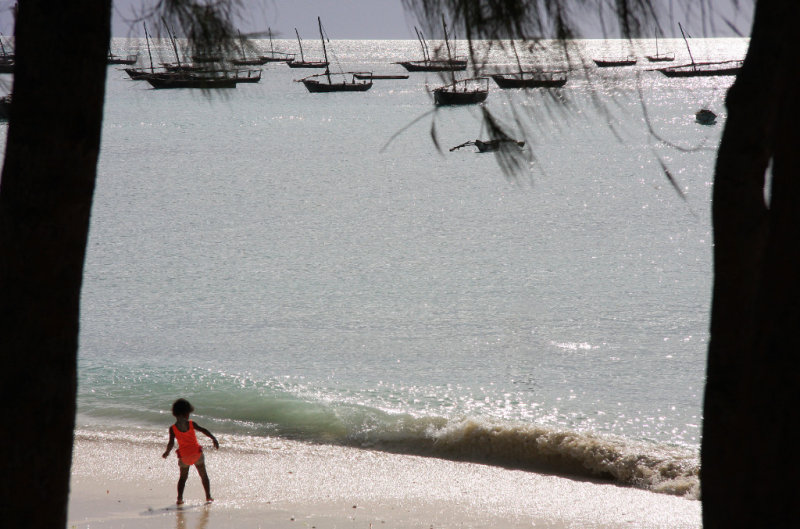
xmin=195 ymin=463 xmax=213 ymax=502
xmin=177 ymin=465 xmax=190 ymax=504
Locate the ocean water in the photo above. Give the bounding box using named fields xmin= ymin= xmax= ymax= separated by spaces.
xmin=6 ymin=37 xmax=747 ymax=500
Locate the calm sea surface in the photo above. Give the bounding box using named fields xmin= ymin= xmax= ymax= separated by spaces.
xmin=2 ymin=37 xmax=748 ymax=498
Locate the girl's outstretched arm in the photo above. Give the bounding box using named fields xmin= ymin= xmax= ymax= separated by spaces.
xmin=193 ymin=423 xmax=219 ymax=449
xmin=162 ymin=427 xmax=175 ymax=458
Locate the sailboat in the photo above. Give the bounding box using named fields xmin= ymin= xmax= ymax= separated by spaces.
xmin=593 ymin=55 xmax=636 ymax=67
xmin=232 ymin=31 xmax=269 ymax=65
xmin=431 ymin=16 xmax=488 ymax=105
xmin=287 ymin=27 xmax=328 ymax=69
xmin=298 ymin=17 xmax=372 ymax=92
xmin=397 ymin=25 xmax=467 ymax=72
xmin=124 ymin=22 xmax=158 ymax=79
xmin=645 ymin=28 xmax=675 ymax=62
xmin=658 ymin=23 xmax=742 ymax=77
xmin=491 ymin=40 xmax=567 ymax=88
xmin=107 ymin=51 xmax=138 ymax=65
xmin=260 ymin=28 xmax=295 ymax=63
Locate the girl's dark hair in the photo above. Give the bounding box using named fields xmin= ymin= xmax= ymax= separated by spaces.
xmin=172 ymin=398 xmax=194 ymax=417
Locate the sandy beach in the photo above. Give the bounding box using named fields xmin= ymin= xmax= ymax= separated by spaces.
xmin=68 ymin=431 xmax=700 ymax=529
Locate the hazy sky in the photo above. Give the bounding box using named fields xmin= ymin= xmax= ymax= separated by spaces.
xmin=108 ymin=1 xmax=753 ymax=40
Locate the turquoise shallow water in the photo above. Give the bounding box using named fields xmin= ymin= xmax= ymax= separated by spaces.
xmin=3 ymin=37 xmax=747 ymax=497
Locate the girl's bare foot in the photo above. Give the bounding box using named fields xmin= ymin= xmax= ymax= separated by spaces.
xmin=205 ymin=497 xmax=214 ymax=503
xmin=177 ymin=498 xmax=184 ymax=505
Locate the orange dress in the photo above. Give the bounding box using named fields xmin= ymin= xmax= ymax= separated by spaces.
xmin=172 ymin=421 xmax=203 ymax=465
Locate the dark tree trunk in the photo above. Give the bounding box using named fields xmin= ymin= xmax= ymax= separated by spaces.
xmin=0 ymin=1 xmax=111 ymax=527
xmin=703 ymin=0 xmax=800 ymax=526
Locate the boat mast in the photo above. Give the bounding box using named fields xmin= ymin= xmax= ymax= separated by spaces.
xmin=420 ymin=30 xmax=432 ymax=62
xmin=269 ymin=27 xmax=274 ymax=55
xmin=414 ymin=27 xmax=429 ymax=62
xmin=162 ymin=19 xmax=182 ymax=68
xmin=143 ymin=22 xmax=154 ymax=72
xmin=295 ymin=28 xmax=305 ymax=62
xmin=442 ymin=14 xmax=456 ymax=84
xmin=238 ymin=30 xmax=246 ymax=60
xmin=318 ymin=17 xmax=331 ymax=84
xmin=678 ymin=23 xmax=696 ymax=70
xmin=442 ymin=14 xmax=453 ymax=63
xmin=655 ymin=26 xmax=659 ymax=56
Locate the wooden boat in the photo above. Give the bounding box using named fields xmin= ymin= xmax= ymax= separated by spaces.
xmin=125 ymin=67 xmax=156 ymax=80
xmin=658 ymin=60 xmax=742 ymax=77
xmin=659 ymin=23 xmax=741 ymax=77
xmin=397 ymin=24 xmax=466 ymax=72
xmin=298 ymin=18 xmax=372 ymax=93
xmin=353 ymin=73 xmax=409 ymax=80
xmin=145 ymin=72 xmax=234 ymax=89
xmin=433 ymin=77 xmax=489 ymax=106
xmin=646 ymin=52 xmax=675 ymax=63
xmin=593 ymin=56 xmax=637 ymax=67
xmin=491 ymin=70 xmax=566 ymax=88
xmin=450 ymin=138 xmax=525 ymax=152
xmin=162 ymin=63 xmax=210 ymax=72
xmin=107 ymin=52 xmax=138 ymax=65
xmin=645 ymin=29 xmax=674 ymax=62
xmin=301 ymin=72 xmax=373 ymax=92
xmin=398 ymin=59 xmax=467 ymax=72
xmin=146 ymin=69 xmax=260 ymax=89
xmin=696 ymin=109 xmax=717 ymax=125
xmin=286 ymin=27 xmax=328 ymax=69
xmin=260 ymin=28 xmax=295 ymax=63
xmin=232 ymin=31 xmax=269 ymax=66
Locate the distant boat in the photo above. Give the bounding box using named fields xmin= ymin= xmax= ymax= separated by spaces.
xmin=397 ymin=24 xmax=466 ymax=72
xmin=646 ymin=52 xmax=675 ymax=63
xmin=125 ymin=22 xmax=158 ymax=80
xmin=286 ymin=27 xmax=328 ymax=69
xmin=645 ymin=28 xmax=675 ymax=62
xmin=107 ymin=52 xmax=138 ymax=65
xmin=659 ymin=60 xmax=742 ymax=77
xmin=659 ymin=23 xmax=742 ymax=77
xmin=298 ymin=17 xmax=372 ymax=93
xmin=145 ymin=69 xmax=261 ymax=89
xmin=433 ymin=77 xmax=489 ymax=106
xmin=232 ymin=31 xmax=269 ymax=66
xmin=491 ymin=70 xmax=567 ymax=88
xmin=593 ymin=56 xmax=637 ymax=67
xmin=260 ymin=28 xmax=295 ymax=63
xmin=450 ymin=138 xmax=525 ymax=152
xmin=354 ymin=73 xmax=409 ymax=80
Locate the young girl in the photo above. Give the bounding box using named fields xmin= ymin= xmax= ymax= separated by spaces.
xmin=162 ymin=398 xmax=219 ymax=505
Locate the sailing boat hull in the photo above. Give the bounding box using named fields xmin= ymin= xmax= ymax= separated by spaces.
xmin=658 ymin=61 xmax=742 ymax=77
xmin=433 ymin=88 xmax=488 ymax=105
xmin=491 ymin=72 xmax=566 ymax=88
xmin=302 ymin=79 xmax=373 ymax=92
xmin=287 ymin=61 xmax=329 ymax=69
xmin=646 ymin=54 xmax=675 ymax=62
xmin=398 ymin=60 xmax=466 ymax=72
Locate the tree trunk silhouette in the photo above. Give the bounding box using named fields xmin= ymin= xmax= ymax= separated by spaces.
xmin=703 ymin=0 xmax=800 ymax=526
xmin=0 ymin=1 xmax=111 ymax=527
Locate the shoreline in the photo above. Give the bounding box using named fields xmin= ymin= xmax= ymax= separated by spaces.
xmin=69 ymin=432 xmax=701 ymax=528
